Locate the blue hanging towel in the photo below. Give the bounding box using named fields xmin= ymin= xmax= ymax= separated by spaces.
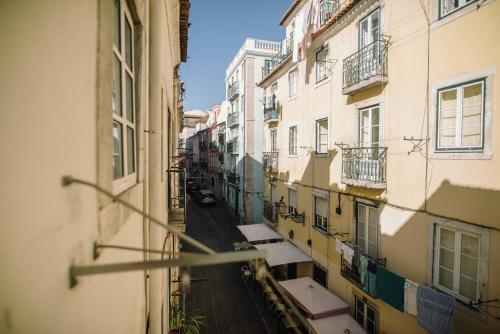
xmin=376 ymin=266 xmax=405 ymax=312
xmin=363 ymin=271 xmax=377 ymax=297
xmin=416 ymin=286 xmax=455 ymax=334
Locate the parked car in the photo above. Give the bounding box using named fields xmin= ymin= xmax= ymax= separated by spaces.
xmin=186 ymin=181 xmax=200 ymax=193
xmin=193 ymin=190 xmax=216 ymax=206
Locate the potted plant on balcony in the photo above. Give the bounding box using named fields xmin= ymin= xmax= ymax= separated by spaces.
xmin=169 ymin=303 xmax=205 ymax=334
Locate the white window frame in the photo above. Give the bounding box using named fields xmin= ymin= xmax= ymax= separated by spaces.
xmin=313 ymin=196 xmax=329 ymax=233
xmin=355 ymin=295 xmax=378 ymax=334
xmin=288 ymin=188 xmax=297 ymax=215
xmin=113 ymin=0 xmax=137 ymax=194
xmin=358 ymin=105 xmax=381 ymax=147
xmin=315 ymin=118 xmax=328 ymax=154
xmin=289 ymin=126 xmax=297 ymax=155
xmin=436 ymin=79 xmax=485 ymax=152
xmin=288 ymin=68 xmax=299 ymax=98
xmin=439 ymin=0 xmax=477 ymax=18
xmin=356 ymin=203 xmax=378 ymax=259
xmin=315 ymin=45 xmax=329 ymax=83
xmin=270 ymin=129 xmax=278 ymax=152
xmin=433 ymin=225 xmax=482 ymax=303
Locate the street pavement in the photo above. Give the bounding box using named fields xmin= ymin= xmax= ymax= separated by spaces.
xmin=183 ymin=195 xmax=279 ymax=334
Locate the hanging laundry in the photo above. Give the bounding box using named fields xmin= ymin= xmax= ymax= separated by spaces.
xmin=359 ymin=254 xmax=369 ymax=285
xmin=292 ymin=7 xmax=305 ymax=62
xmin=363 ymin=271 xmax=377 ymax=297
xmin=417 ymin=286 xmax=455 ymax=334
xmin=404 ymin=279 xmax=418 ymax=316
xmin=367 ymin=258 xmax=378 ymax=274
xmin=376 ymin=266 xmax=405 ymax=312
xmin=335 ymin=239 xmax=343 ymax=253
xmin=341 ymin=243 xmax=354 ymax=265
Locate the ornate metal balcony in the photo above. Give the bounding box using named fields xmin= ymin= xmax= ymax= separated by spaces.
xmin=227 ymin=170 xmax=239 ymax=185
xmin=341 ymin=146 xmax=387 ymax=189
xmin=263 ymin=200 xmax=278 ymax=224
xmin=227 ymin=81 xmax=239 ymax=101
xmin=261 ymin=37 xmax=293 ymax=80
xmin=320 ymin=0 xmax=340 ymax=26
xmin=263 ymin=96 xmax=279 ymax=123
xmin=227 ymin=112 xmax=239 ymax=127
xmin=342 ymin=39 xmax=389 ymax=95
xmin=263 ymin=152 xmax=278 ymax=173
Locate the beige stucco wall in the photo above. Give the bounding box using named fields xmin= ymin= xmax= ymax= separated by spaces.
xmin=0 ymin=0 xmax=185 ymax=333
xmin=262 ymin=0 xmax=500 ymax=333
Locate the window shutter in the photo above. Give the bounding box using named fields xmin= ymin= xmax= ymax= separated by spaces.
xmin=315 ymin=197 xmax=328 ymax=217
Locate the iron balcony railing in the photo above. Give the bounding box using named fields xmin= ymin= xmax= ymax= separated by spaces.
xmin=209 ymin=141 xmax=217 ymax=150
xmin=263 ymin=200 xmax=278 ymax=224
xmin=227 ymin=170 xmax=239 ymax=185
xmin=227 ymin=81 xmax=239 ymax=101
xmin=263 ymin=95 xmax=279 ymax=122
xmin=227 ymin=112 xmax=239 ymax=127
xmin=261 ymin=37 xmax=293 ymax=79
xmin=320 ymin=0 xmax=340 ymax=26
xmin=341 ymin=146 xmax=387 ymax=187
xmin=263 ymin=152 xmax=278 ymax=172
xmin=343 ymin=39 xmax=389 ymax=90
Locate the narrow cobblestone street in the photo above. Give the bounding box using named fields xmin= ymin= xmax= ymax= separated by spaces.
xmin=183 ymin=195 xmax=279 ymax=334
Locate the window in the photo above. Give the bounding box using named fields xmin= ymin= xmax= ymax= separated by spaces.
xmin=434 ymin=225 xmax=481 ymax=302
xmin=315 ymin=46 xmax=329 ymax=83
xmin=356 ymin=203 xmax=378 ymax=258
xmin=440 ymin=0 xmax=477 ymax=18
xmin=359 ymin=105 xmax=381 ymax=147
xmin=270 ymin=129 xmax=277 ymax=152
xmin=113 ymin=0 xmax=136 ymax=184
xmin=288 ymin=188 xmax=297 ymax=214
xmin=288 ymin=126 xmax=297 ymax=155
xmin=355 ymin=296 xmax=378 ymax=334
xmin=359 ymin=8 xmax=380 ymax=49
xmin=316 ymin=119 xmax=328 ymax=153
xmin=313 ymin=263 xmax=328 ymax=288
xmin=436 ymin=79 xmax=484 ymax=151
xmin=314 ymin=196 xmax=328 ymax=233
xmin=288 ymin=68 xmax=299 ymax=98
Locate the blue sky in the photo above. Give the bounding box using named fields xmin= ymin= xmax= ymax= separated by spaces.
xmin=180 ymin=0 xmax=291 ymax=111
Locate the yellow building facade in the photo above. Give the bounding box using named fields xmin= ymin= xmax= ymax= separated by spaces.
xmin=0 ymin=0 xmax=189 ymax=333
xmin=260 ymin=0 xmax=500 ymax=333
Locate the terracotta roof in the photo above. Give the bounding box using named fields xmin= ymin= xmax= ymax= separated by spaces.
xmin=179 ymin=0 xmax=190 ymax=62
xmin=279 ymin=0 xmax=303 ymax=26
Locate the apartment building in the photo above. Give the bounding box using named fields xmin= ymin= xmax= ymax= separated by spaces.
xmin=0 ymin=0 xmax=189 ymax=333
xmin=259 ymin=0 xmax=500 ymax=333
xmin=223 ymin=38 xmax=282 ymax=223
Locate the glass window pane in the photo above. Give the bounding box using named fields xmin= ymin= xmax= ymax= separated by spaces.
xmin=440 ymin=228 xmax=455 ymax=249
xmin=461 ymin=83 xmax=482 ymax=147
xmin=114 ymin=0 xmax=120 ymax=48
xmin=358 ymin=205 xmax=367 ymax=222
xmin=461 ymin=234 xmax=479 ymax=257
xmin=459 ymin=276 xmax=478 ymax=301
xmin=439 ymin=267 xmax=454 ymax=290
xmin=112 ymin=122 xmax=124 ymax=179
xmin=113 ymin=55 xmax=122 ymax=115
xmin=127 ymin=127 xmax=135 ymax=174
xmin=368 ymin=242 xmax=377 ymax=258
xmin=439 ymin=248 xmax=455 ymax=271
xmin=126 ymin=73 xmax=133 ymax=122
xmin=460 ymin=254 xmax=478 ymax=280
xmin=125 ymin=18 xmax=133 ymax=69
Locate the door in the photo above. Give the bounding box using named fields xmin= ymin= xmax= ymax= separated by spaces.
xmin=358 ymin=9 xmax=380 ymax=80
xmin=270 ymin=184 xmax=277 ymax=222
xmin=359 ymin=105 xmax=381 ymax=181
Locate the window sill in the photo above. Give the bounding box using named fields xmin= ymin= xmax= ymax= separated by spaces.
xmin=314 ymin=77 xmax=331 ymax=89
xmin=287 ymin=154 xmax=299 ymax=159
xmin=112 ymin=173 xmax=137 ymax=195
xmin=313 ymin=226 xmax=328 ymax=236
xmin=288 ymin=95 xmax=299 ymax=102
xmin=430 ymin=149 xmax=491 ymax=160
xmin=432 ymin=0 xmax=488 ymax=29
xmin=314 ymin=152 xmax=329 ymax=158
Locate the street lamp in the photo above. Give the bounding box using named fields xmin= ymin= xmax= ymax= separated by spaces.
xmin=277 ymin=197 xmax=305 ymax=225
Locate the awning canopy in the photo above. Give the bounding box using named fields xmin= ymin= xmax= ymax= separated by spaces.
xmin=253 ymin=241 xmax=312 ymax=267
xmin=307 ymin=314 xmax=366 ymax=334
xmin=278 ymin=277 xmax=350 ymax=319
xmin=237 ymin=224 xmax=283 ymax=243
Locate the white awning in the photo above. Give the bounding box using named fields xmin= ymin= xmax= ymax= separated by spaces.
xmin=278 ymin=277 xmax=349 ymax=319
xmin=253 ymin=241 xmax=312 ymax=267
xmin=237 ymin=224 xmax=283 ymax=243
xmin=307 ymin=314 xmax=366 ymax=334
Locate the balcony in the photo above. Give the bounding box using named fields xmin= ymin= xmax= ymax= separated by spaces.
xmin=263 ymin=96 xmax=279 ymax=124
xmin=227 ymin=81 xmax=239 ymax=101
xmin=227 ymin=112 xmax=239 ymax=127
xmin=320 ymin=0 xmax=340 ymax=26
xmin=342 ymin=39 xmax=389 ymax=95
xmin=263 ymin=152 xmax=278 ymax=173
xmin=261 ymin=37 xmax=293 ymax=80
xmin=227 ymin=140 xmax=239 ymax=154
xmin=209 ymin=141 xmax=218 ymax=150
xmin=341 ymin=146 xmax=387 ymax=189
xmin=227 ymin=170 xmax=239 ymax=185
xmin=263 ymin=200 xmax=278 ymax=224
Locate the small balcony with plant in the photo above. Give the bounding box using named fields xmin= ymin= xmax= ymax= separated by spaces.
xmin=342 ymin=38 xmax=389 ymax=95
xmin=263 ymin=95 xmax=279 ymax=124
xmin=261 ymin=36 xmax=293 ymax=80
xmin=263 ymin=200 xmax=278 ymax=224
xmin=263 ymin=151 xmax=278 ymax=173
xmin=340 ymin=146 xmax=387 ymax=189
xmin=226 ymin=140 xmax=239 ymax=155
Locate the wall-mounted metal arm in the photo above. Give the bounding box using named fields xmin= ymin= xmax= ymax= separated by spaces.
xmin=62 ymin=176 xmax=215 ymax=255
xmin=70 ymin=250 xmax=266 ymax=288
